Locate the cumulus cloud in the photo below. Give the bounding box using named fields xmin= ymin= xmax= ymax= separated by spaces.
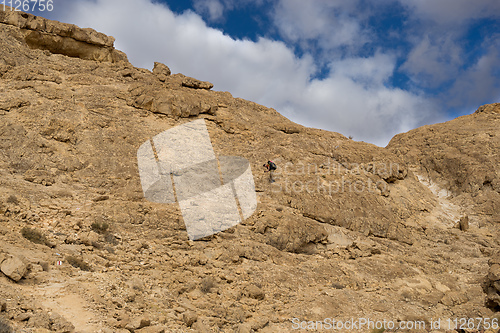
xmin=401 ymin=34 xmax=463 ymax=88
xmin=281 ymin=53 xmax=436 ymax=144
xmin=446 ymin=40 xmax=500 ymax=108
xmin=400 ymin=0 xmax=500 ymax=24
xmin=395 ymin=0 xmax=500 ymax=112
xmin=193 ymin=0 xmax=226 ymax=22
xmin=272 ymin=0 xmax=369 ymax=56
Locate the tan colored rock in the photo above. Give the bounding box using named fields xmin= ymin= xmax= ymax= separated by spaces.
xmin=125 ymin=316 xmax=151 ymax=331
xmin=182 ymin=77 xmax=214 ymax=90
xmin=182 ymin=311 xmax=198 ymax=327
xmin=32 ymin=329 xmax=51 ymax=333
xmin=244 ymin=284 xmax=265 ymax=300
xmin=78 ymin=231 xmax=99 ymax=246
xmin=235 ymin=323 xmax=252 ymax=333
xmin=458 ymin=215 xmax=469 ymax=231
xmin=0 ymin=5 xmax=127 ymax=62
xmin=135 ymin=326 xmax=166 ymax=333
xmin=440 ymin=291 xmax=469 ymax=307
xmin=0 ymin=98 xmax=30 ymax=112
xmin=489 ymin=264 xmax=500 ymax=281
xmin=1 ymin=256 xmax=28 ymax=282
xmin=388 ymin=103 xmax=500 ymax=225
xmin=128 ymin=82 xmax=216 ymax=118
xmin=153 ymin=62 xmax=171 ymax=82
xmin=191 ymin=319 xmax=211 ymax=333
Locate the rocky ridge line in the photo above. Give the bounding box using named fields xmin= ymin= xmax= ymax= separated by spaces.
xmin=0 ymin=6 xmax=127 ymax=62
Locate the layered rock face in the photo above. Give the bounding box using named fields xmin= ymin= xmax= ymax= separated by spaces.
xmin=0 ymin=8 xmax=499 ymax=333
xmin=388 ymin=103 xmax=500 ymax=226
xmin=0 ymin=6 xmax=127 ymax=63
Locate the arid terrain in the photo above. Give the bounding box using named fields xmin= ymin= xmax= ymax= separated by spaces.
xmin=0 ymin=7 xmax=499 ymax=333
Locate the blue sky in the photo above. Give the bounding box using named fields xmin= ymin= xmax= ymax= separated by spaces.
xmin=30 ymin=0 xmax=500 ymax=146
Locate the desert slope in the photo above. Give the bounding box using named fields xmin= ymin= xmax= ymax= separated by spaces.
xmin=0 ymin=8 xmax=499 ymax=333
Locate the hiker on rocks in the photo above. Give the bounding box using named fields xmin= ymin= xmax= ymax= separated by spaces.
xmin=263 ymin=160 xmax=277 ymax=183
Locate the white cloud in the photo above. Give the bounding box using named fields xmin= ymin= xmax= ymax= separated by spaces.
xmin=272 ymin=0 xmax=368 ymax=54
xmin=280 ymin=53 xmax=436 ymax=145
xmin=446 ymin=40 xmax=500 ymax=108
xmin=193 ymin=0 xmax=226 ymax=22
xmin=401 ymin=34 xmax=463 ymax=88
xmin=400 ymin=0 xmax=500 ymax=24
xmin=49 ymin=0 xmax=442 ymax=146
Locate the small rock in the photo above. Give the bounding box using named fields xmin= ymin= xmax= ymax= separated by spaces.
xmin=79 ymin=231 xmax=99 ymax=246
xmin=50 ymin=313 xmax=75 ymax=332
xmin=14 ymin=312 xmax=31 ymax=321
xmin=27 ymin=313 xmax=50 ymax=329
xmin=135 ymin=326 xmax=166 ymax=333
xmin=125 ymin=316 xmax=150 ymax=331
xmin=440 ymin=291 xmax=469 ymax=306
xmin=488 ymin=264 xmax=500 ymax=281
xmin=235 ymin=323 xmax=252 ymax=333
xmin=459 ymin=215 xmax=469 ymax=231
xmin=1 ymin=255 xmax=29 ymax=282
xmin=92 ymin=195 xmax=109 ymax=202
xmin=244 ymin=284 xmax=265 ymax=300
xmin=182 ymin=311 xmax=197 ymax=327
xmin=181 ymin=77 xmax=213 ymax=90
xmin=434 ymin=282 xmax=451 ymax=293
xmin=32 ymin=329 xmax=52 ymax=333
xmin=152 ymin=62 xmax=171 ymax=82
xmin=191 ymin=319 xmax=210 ymax=333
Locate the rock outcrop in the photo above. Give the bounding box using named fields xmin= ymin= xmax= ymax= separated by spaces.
xmin=0 ymin=6 xmax=127 ymax=63
xmin=486 ymin=252 xmax=500 ymax=310
xmin=388 ymin=103 xmax=500 ymax=225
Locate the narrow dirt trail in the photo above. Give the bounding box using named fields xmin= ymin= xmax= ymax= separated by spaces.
xmin=23 ymin=280 xmax=103 ymax=333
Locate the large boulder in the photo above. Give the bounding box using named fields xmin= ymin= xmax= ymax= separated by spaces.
xmin=1 ymin=255 xmax=29 ymax=282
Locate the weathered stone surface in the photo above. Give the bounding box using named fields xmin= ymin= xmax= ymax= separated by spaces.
xmin=128 ymin=80 xmax=217 ymax=118
xmin=152 ymin=62 xmax=171 ymax=82
xmin=0 ymin=8 xmax=114 ymax=46
xmin=485 ymin=252 xmax=500 ymax=309
xmin=388 ymin=103 xmax=500 ymax=225
xmin=182 ymin=77 xmax=214 ymax=90
xmin=1 ymin=256 xmax=28 ymax=282
xmin=244 ymin=284 xmax=265 ymax=300
xmin=489 ymin=264 xmax=500 ymax=281
xmin=0 ymin=5 xmax=127 ymax=62
xmin=135 ymin=326 xmax=165 ymax=333
xmin=459 ymin=215 xmax=469 ymax=231
xmin=182 ymin=311 xmax=198 ymax=327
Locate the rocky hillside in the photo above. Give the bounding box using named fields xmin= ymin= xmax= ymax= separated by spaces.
xmin=0 ymin=8 xmax=499 ymax=333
